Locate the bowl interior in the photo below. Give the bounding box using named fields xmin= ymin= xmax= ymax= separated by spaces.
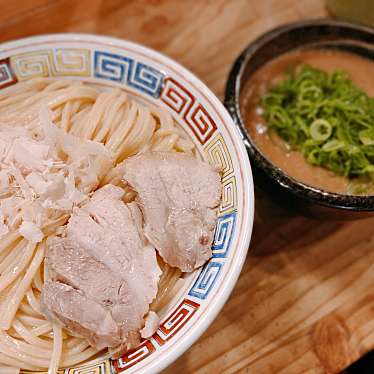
xmin=0 ymin=34 xmax=254 ymax=373
xmin=226 ymin=19 xmax=374 ymax=212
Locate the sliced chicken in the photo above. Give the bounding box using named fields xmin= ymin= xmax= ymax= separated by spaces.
xmin=67 ymin=186 xmax=160 ymax=315
xmin=41 ymin=281 xmax=121 ymax=350
xmin=41 ymin=184 xmax=161 ymax=351
xmin=46 ymin=237 xmax=128 ymax=310
xmin=123 ymin=152 xmax=221 ymax=272
xmin=140 ymin=311 xmax=160 ymax=339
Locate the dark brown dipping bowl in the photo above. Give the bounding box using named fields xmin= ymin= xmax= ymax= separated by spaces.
xmin=225 ymin=19 xmax=374 ymax=219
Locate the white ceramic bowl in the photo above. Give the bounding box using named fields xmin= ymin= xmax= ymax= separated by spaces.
xmin=0 ymin=34 xmax=255 ymax=373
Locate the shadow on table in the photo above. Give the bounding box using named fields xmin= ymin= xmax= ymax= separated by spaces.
xmin=248 ymin=187 xmax=343 ymax=258
xmin=345 ymin=350 xmax=374 ymax=373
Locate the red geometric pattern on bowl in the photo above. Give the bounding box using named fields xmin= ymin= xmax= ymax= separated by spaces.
xmin=161 ymin=77 xmax=217 ymax=145
xmin=153 ymin=298 xmax=200 ymax=346
xmin=112 ymin=298 xmax=199 ymax=372
xmin=112 ymin=340 xmax=156 ymax=373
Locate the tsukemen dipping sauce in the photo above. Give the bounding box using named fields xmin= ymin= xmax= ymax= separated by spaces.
xmin=242 ymin=49 xmax=374 ymax=195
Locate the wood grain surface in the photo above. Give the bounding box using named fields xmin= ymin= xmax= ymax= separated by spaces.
xmin=3 ymin=1 xmax=374 ymax=373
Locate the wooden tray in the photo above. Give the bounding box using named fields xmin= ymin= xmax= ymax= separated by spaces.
xmin=3 ymin=0 xmax=373 ymax=372
xmin=167 ymin=190 xmax=374 ymax=373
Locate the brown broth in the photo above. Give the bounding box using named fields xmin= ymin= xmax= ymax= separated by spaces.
xmin=241 ymin=49 xmax=374 ymax=194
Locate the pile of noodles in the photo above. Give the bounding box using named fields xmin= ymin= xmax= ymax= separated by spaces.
xmin=0 ymin=78 xmax=193 ymax=373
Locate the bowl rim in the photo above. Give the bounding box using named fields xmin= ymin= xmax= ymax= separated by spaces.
xmin=224 ymin=18 xmax=374 ymax=211
xmin=0 ymin=33 xmax=255 ymax=373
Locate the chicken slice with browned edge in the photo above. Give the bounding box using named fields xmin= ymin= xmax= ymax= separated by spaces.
xmin=123 ymin=152 xmax=221 ymax=272
xmin=41 ymin=184 xmax=161 ymax=352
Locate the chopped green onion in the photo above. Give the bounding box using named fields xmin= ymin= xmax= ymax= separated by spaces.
xmin=310 ymin=119 xmax=332 ymax=141
xmin=359 ymin=129 xmax=374 ymax=145
xmin=261 ymin=65 xmax=374 ymax=182
xmin=322 ymin=139 xmax=344 ymax=152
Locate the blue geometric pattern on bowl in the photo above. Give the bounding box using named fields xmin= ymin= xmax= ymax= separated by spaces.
xmin=94 ymin=51 xmax=164 ymax=97
xmin=212 ymin=211 xmax=237 ymax=258
xmin=188 ymin=261 xmax=223 ymax=300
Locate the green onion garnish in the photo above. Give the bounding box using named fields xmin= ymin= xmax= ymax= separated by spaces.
xmin=261 ymin=65 xmax=374 ymax=181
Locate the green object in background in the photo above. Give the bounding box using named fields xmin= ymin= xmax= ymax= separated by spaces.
xmin=327 ymin=0 xmax=374 ymax=27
